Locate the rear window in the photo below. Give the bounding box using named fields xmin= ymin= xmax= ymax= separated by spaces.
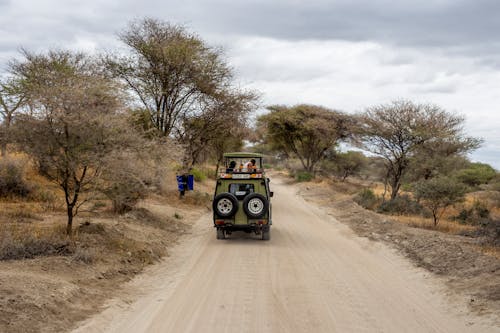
xmin=229 ymin=183 xmax=254 ymax=198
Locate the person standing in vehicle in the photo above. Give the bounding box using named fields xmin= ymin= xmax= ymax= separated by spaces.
xmin=244 ymin=159 xmax=257 ymax=170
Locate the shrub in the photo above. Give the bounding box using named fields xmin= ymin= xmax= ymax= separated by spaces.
xmin=456 ymin=200 xmax=491 ymax=225
xmin=377 ymin=195 xmax=424 ymax=215
xmin=331 ymin=151 xmax=367 ymax=181
xmin=354 ymin=188 xmax=378 ymax=210
xmin=0 ymin=159 xmax=31 ymax=198
xmin=295 ymin=171 xmax=314 ymax=182
xmin=190 ymin=168 xmax=207 ymax=182
xmin=456 ymin=162 xmax=497 ymax=187
xmin=414 ymin=176 xmax=467 ymax=226
xmin=34 ymin=189 xmax=59 ymax=211
xmin=183 ymin=191 xmax=211 ymax=206
xmin=0 ymin=224 xmax=69 ymax=260
xmin=72 ymin=246 xmax=95 ymax=264
xmin=98 ymin=152 xmax=150 ymax=214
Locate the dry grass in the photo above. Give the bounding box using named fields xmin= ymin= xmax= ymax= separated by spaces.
xmin=391 ymin=215 xmax=477 ymax=234
xmin=476 ymin=245 xmax=500 ymax=259
xmin=0 ymin=222 xmax=69 ymax=260
xmin=0 ymin=202 xmax=45 ymax=223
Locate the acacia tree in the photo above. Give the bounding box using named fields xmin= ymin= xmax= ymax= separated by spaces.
xmin=258 ymin=104 xmax=351 ymax=173
xmin=357 ymin=100 xmax=480 ymax=200
xmin=0 ymin=76 xmax=25 ymax=156
xmin=414 ymin=177 xmax=467 ymax=226
xmin=12 ymin=50 xmax=125 ymax=235
xmin=108 ymin=18 xmax=232 ymax=137
xmin=180 ymin=90 xmax=256 ymax=169
xmin=330 ymin=151 xmax=367 ymax=181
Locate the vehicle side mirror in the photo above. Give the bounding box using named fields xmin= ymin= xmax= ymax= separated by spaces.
xmin=270 ymin=191 xmax=274 ymax=197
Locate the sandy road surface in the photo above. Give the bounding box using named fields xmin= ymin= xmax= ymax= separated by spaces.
xmin=74 ymin=178 xmax=497 ymax=333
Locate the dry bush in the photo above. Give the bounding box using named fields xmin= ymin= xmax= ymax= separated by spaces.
xmin=0 ymin=223 xmax=69 ymax=260
xmin=395 ymin=216 xmax=476 ymax=234
xmin=98 ymin=137 xmax=183 ymax=213
xmin=0 ymin=158 xmax=32 ymax=198
xmin=99 ymin=152 xmax=153 ymax=214
xmin=72 ymin=246 xmax=96 ymax=264
xmin=30 ymin=188 xmax=60 ymax=211
xmin=377 ymin=194 xmax=424 ymax=216
xmin=181 ymin=190 xmax=211 ymax=206
xmin=0 ymin=203 xmax=44 ymax=223
xmin=353 ymin=188 xmax=380 ymax=210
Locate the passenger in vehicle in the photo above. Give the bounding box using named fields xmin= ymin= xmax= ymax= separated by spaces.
xmin=244 ymin=159 xmax=257 ymax=171
xmin=226 ymin=160 xmax=236 ymax=172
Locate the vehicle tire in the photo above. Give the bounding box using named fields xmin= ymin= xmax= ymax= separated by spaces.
xmin=213 ymin=193 xmax=238 ymax=218
xmin=216 ymin=228 xmax=225 ymax=240
xmin=243 ymin=193 xmax=268 ymax=219
xmin=261 ymin=227 xmax=270 ymax=241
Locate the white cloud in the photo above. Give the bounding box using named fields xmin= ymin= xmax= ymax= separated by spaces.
xmin=225 ymin=37 xmax=500 ymax=167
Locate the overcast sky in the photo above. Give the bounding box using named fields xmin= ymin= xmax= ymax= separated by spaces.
xmin=1 ymin=0 xmax=499 ymax=168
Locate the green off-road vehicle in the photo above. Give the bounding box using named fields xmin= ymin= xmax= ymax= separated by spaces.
xmin=212 ymin=152 xmax=273 ymax=240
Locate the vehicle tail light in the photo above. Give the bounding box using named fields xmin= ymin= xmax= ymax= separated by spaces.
xmin=215 ymin=220 xmax=225 ymax=225
xmin=258 ymin=220 xmax=267 ymax=225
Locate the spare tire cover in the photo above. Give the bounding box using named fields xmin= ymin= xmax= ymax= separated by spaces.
xmin=213 ymin=192 xmax=238 ymax=218
xmin=243 ymin=193 xmax=268 ymax=219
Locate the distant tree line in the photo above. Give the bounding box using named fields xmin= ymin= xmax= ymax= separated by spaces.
xmin=255 ymin=101 xmax=497 ymax=226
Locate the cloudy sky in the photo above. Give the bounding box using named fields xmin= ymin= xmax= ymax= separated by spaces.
xmin=1 ymin=0 xmax=499 ymax=167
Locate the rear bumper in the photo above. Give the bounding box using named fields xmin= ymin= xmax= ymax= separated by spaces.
xmin=213 ymin=220 xmax=269 ymax=232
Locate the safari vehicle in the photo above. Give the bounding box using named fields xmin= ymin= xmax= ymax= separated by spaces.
xmin=212 ymin=152 xmax=273 ymax=240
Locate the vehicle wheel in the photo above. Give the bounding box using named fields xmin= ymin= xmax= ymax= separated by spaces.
xmin=262 ymin=227 xmax=270 ymax=241
xmin=243 ymin=193 xmax=268 ymax=219
xmin=216 ymin=228 xmax=225 ymax=240
xmin=213 ymin=193 xmax=238 ymax=218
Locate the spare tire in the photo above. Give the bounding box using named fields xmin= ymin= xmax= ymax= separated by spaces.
xmin=213 ymin=193 xmax=238 ymax=218
xmin=243 ymin=193 xmax=268 ymax=219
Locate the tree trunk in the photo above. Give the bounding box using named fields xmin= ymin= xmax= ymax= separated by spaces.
xmin=66 ymin=205 xmax=74 ymax=235
xmin=215 ymin=158 xmax=222 ymax=178
xmin=432 ymin=209 xmax=438 ymax=227
xmin=1 ymin=114 xmax=12 ymax=157
xmin=390 ymin=181 xmax=400 ymax=201
xmin=389 ymin=170 xmax=402 ymax=200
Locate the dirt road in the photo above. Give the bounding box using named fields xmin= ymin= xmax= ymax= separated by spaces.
xmin=74 ymin=178 xmax=497 ymax=332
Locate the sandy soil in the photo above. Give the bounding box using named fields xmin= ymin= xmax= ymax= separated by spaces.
xmin=74 ymin=176 xmax=499 ymax=332
xmin=0 ymin=194 xmax=207 ymax=333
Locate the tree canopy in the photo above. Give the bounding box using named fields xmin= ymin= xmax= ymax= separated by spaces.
xmin=108 ymin=18 xmax=233 ymax=138
xmin=11 ymin=50 xmax=127 ymax=234
xmin=357 ymin=100 xmax=480 ymax=200
xmin=258 ymin=104 xmax=351 ymax=172
xmin=0 ymin=76 xmax=25 ymax=156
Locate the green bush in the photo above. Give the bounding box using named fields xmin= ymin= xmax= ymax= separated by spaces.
xmin=190 ymin=168 xmax=207 ymax=182
xmin=414 ymin=176 xmax=467 ymax=226
xmin=456 ymin=200 xmax=491 ymax=225
xmin=456 ymin=163 xmax=497 ymax=187
xmin=354 ymin=188 xmax=378 ymax=210
xmin=295 ymin=171 xmax=314 ymax=182
xmin=0 ymin=159 xmax=31 ymax=198
xmin=377 ymin=195 xmax=424 ymax=215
